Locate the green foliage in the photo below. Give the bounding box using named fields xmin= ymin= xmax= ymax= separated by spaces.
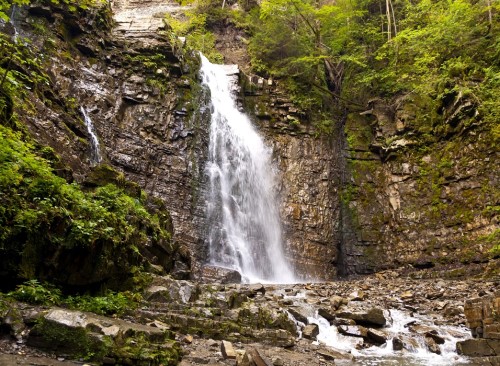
xmin=232 ymin=0 xmax=500 ymax=136
xmin=6 ymin=279 xmax=142 ymax=316
xmin=0 ymin=122 xmax=171 ymax=285
xmin=8 ymin=279 xmax=62 ymax=305
xmin=165 ymin=1 xmax=225 ymax=63
xmin=66 ymin=291 xmax=142 ymax=316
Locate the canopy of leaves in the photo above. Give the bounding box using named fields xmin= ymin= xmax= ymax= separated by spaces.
xmin=234 ymin=0 xmax=499 ymax=135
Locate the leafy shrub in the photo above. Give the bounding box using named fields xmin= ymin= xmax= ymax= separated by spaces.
xmin=65 ymin=291 xmax=142 ymax=316
xmin=8 ymin=280 xmax=62 ymax=305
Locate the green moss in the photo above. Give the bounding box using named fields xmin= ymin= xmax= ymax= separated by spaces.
xmin=113 ymin=333 xmax=181 ymax=366
xmin=32 ymin=318 xmax=112 ymax=360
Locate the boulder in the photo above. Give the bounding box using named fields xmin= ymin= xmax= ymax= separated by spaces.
xmin=144 ymin=277 xmax=197 ymax=304
xmin=463 ymin=292 xmax=500 ymax=337
xmin=457 ymin=339 xmax=500 ymax=357
xmin=335 ymin=307 xmax=387 ymax=327
xmin=27 ymin=309 xmax=180 ymax=364
xmin=367 ymin=329 xmax=387 ymax=344
xmin=318 ymin=307 xmax=335 ymax=321
xmin=392 ymin=337 xmax=404 ymax=351
xmin=288 ymin=307 xmax=310 ymax=324
xmin=198 ymin=265 xmax=242 ymax=284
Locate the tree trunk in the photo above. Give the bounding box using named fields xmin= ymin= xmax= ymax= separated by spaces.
xmin=386 ymin=0 xmax=392 ymax=40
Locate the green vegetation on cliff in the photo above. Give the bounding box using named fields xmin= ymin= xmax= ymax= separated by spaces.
xmin=220 ymin=0 xmax=500 ymax=138
xmin=0 ymin=1 xmax=176 ymax=291
xmin=0 ymin=123 xmax=172 ymax=289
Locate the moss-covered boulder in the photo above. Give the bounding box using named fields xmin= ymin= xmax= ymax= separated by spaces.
xmin=27 ymin=308 xmax=181 ymax=365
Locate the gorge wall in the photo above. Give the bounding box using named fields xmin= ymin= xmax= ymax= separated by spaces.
xmin=3 ymin=0 xmax=498 ymax=283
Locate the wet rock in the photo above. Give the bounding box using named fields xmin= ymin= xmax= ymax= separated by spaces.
xmin=409 ymin=324 xmax=445 ymax=344
xmin=338 ymin=325 xmax=368 ymax=338
xmin=288 ymin=307 xmax=310 ymax=324
xmin=302 ymin=324 xmax=319 ymax=340
xmin=392 ymin=337 xmax=404 ymax=351
xmin=318 ymin=307 xmax=335 ymax=321
xmin=367 ymin=328 xmax=387 ymax=344
xmin=336 ymin=307 xmax=387 ymax=327
xmin=425 ymin=336 xmax=441 ymax=355
xmin=221 ymin=340 xmax=237 ymax=359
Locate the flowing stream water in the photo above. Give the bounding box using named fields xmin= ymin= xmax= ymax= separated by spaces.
xmin=80 ymin=107 xmax=102 ymax=165
xmin=200 ymin=54 xmax=296 ymax=284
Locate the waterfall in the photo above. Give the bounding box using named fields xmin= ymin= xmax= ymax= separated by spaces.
xmin=10 ymin=5 xmax=19 ymax=42
xmin=80 ymin=107 xmax=102 ymax=165
xmin=200 ymin=54 xmax=296 ymax=284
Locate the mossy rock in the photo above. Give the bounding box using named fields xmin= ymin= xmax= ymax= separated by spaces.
xmin=85 ymin=164 xmax=141 ymax=198
xmin=27 ymin=309 xmax=180 ymax=365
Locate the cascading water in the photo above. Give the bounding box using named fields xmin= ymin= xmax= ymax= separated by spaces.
xmin=10 ymin=5 xmax=19 ymax=42
xmin=80 ymin=107 xmax=102 ymax=165
xmin=307 ymin=309 xmax=472 ymax=366
xmin=200 ymin=54 xmax=296 ymax=284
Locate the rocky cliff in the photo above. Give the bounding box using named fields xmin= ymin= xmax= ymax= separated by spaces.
xmin=2 ymin=0 xmax=498 ymax=283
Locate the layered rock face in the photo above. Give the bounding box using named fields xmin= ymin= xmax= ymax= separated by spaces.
xmin=341 ymin=97 xmax=499 ymax=276
xmin=6 ymin=0 xmax=497 ymax=282
xmin=8 ymin=0 xmax=213 ymax=277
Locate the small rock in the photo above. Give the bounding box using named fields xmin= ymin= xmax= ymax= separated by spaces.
xmin=221 ymin=340 xmax=237 ymax=359
xmin=317 ymin=347 xmax=354 ymax=361
xmin=392 ymin=337 xmax=404 ymax=351
xmin=248 ymin=348 xmax=273 ymax=366
xmin=183 ymin=334 xmax=193 ymax=344
xmin=425 ymin=336 xmax=441 ymax=355
xmin=349 ymin=290 xmax=365 ymax=301
xmin=302 ymin=324 xmax=319 ymax=340
xmin=329 ymin=295 xmax=345 ymax=310
xmin=400 ymin=291 xmax=414 ymax=300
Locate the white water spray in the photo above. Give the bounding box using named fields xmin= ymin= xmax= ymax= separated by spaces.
xmin=308 ymin=309 xmax=471 ymax=366
xmin=80 ymin=107 xmax=102 ymax=165
xmin=200 ymin=54 xmax=296 ymax=284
